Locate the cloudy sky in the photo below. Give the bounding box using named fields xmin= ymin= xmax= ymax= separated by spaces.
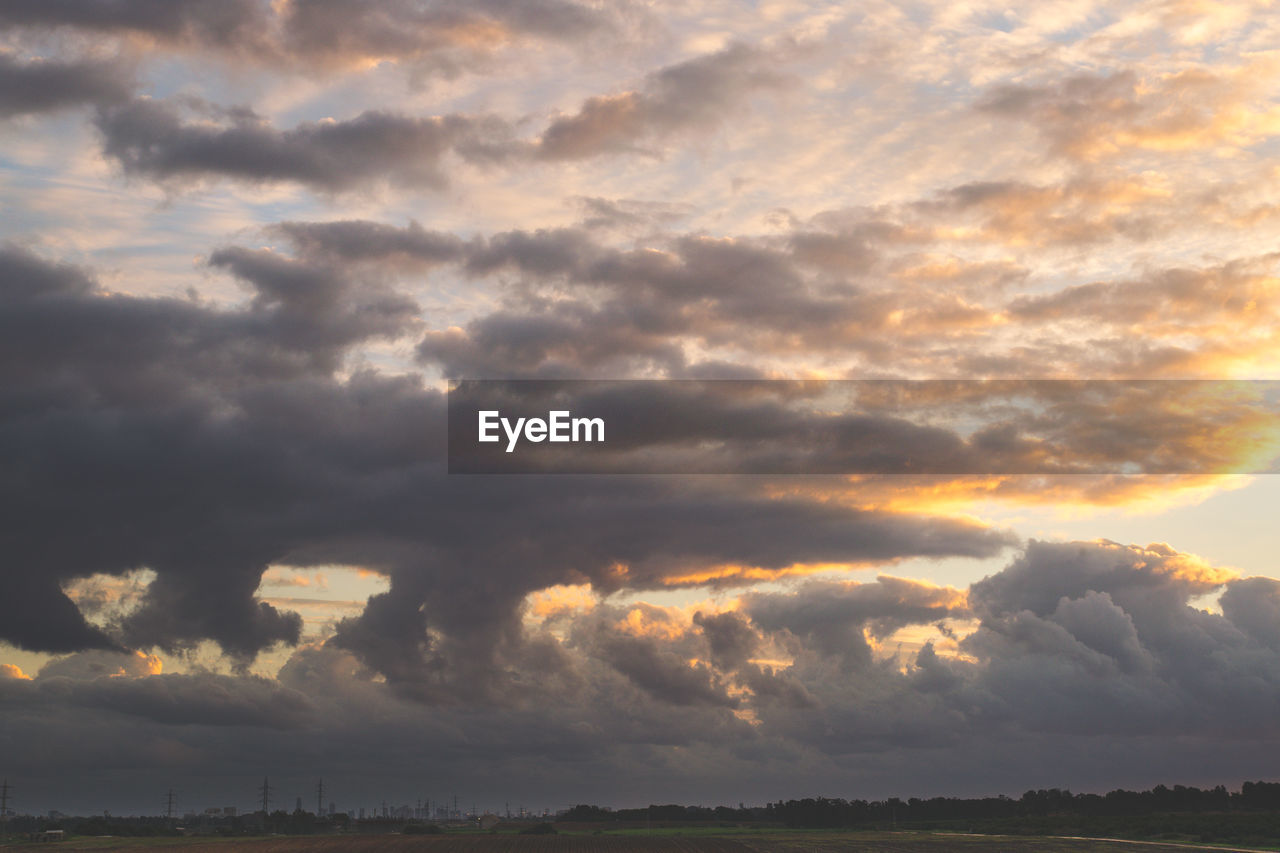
xmin=3 ymin=0 xmax=1280 ymax=819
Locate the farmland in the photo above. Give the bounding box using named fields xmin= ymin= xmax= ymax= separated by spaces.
xmin=2 ymin=831 xmax=1277 ymax=853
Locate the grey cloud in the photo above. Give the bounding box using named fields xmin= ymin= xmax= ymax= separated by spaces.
xmin=0 ymin=0 xmax=610 ymax=72
xmin=87 ymin=43 xmax=785 ymax=194
xmin=574 ymin=196 xmax=694 ymax=232
xmin=956 ymin=541 xmax=1279 ymax=737
xmin=1219 ymin=577 xmax=1280 ymax=650
xmin=537 ymin=43 xmax=788 ymax=159
xmin=976 ymin=65 xmax=1273 ymax=161
xmin=37 ymin=650 xmax=158 ymax=680
xmin=3 ymin=665 xmax=313 ymax=729
xmin=279 ymin=0 xmax=609 ymax=70
xmin=746 ymin=576 xmax=967 ymax=668
xmin=0 ymin=53 xmax=133 ymax=118
xmin=1007 ymin=257 xmax=1280 ymax=329
xmin=0 ymin=0 xmax=271 ymax=50
xmin=968 ymin=539 xmax=1228 ymax=621
xmin=95 ymin=97 xmax=517 ymax=191
xmin=591 ymin=630 xmax=738 ymax=708
xmin=209 ymin=246 xmax=422 ymax=356
xmin=5 ymin=537 xmax=1280 ymax=812
xmin=70 ymin=672 xmax=313 ymax=728
xmin=727 ymin=540 xmax=1280 ymax=753
xmin=694 ymin=611 xmax=758 ymax=671
xmin=0 ymin=245 xmax=1013 ymax=677
xmin=1048 ymin=590 xmax=1153 ymax=674
xmin=268 ymin=220 xmax=466 ymax=268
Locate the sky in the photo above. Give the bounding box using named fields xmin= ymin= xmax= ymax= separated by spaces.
xmin=3 ymin=0 xmax=1280 ymax=820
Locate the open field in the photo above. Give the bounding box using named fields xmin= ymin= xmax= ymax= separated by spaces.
xmin=2 ymin=832 xmax=1277 ymax=853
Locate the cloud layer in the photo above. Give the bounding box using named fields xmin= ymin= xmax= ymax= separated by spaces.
xmin=3 ymin=0 xmax=1280 ymax=817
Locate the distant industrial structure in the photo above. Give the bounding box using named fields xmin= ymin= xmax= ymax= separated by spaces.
xmin=0 ymin=771 xmax=568 ymax=833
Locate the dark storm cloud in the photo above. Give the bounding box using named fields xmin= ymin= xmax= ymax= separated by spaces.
xmin=5 ymin=537 xmax=1280 ymax=811
xmin=0 ymin=53 xmax=133 ymax=118
xmin=94 ymin=97 xmax=518 ymax=192
xmin=0 ymin=245 xmax=1013 ymax=675
xmin=0 ymin=243 xmax=425 ymax=660
xmin=537 ymin=43 xmax=788 ymax=159
xmin=0 ymin=660 xmax=314 ymax=729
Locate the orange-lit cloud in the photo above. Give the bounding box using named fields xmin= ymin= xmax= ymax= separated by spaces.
xmin=0 ymin=663 xmax=32 ymax=680
xmin=526 ymin=583 xmax=598 ymax=620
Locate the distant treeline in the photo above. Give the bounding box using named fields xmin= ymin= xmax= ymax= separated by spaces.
xmin=565 ymin=781 xmax=1280 ymax=827
xmin=563 ymin=781 xmax=1280 ymax=845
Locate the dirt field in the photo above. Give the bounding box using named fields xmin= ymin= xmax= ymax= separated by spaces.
xmin=1 ymin=831 xmax=1275 ymax=853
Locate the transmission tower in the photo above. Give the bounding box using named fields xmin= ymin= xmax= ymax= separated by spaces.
xmin=1 ymin=779 xmax=9 ymax=842
xmin=316 ymin=778 xmax=324 ymax=817
xmin=166 ymin=788 xmax=175 ymax=821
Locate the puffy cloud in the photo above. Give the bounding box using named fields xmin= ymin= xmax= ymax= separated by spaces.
xmin=0 ymin=663 xmax=32 ymax=680
xmin=1219 ymin=576 xmax=1280 ymax=650
xmin=745 ymin=576 xmax=968 ymax=668
xmin=38 ymin=649 xmax=162 ymax=680
xmin=3 ymin=537 xmax=1280 ymax=810
xmin=969 ymin=539 xmax=1235 ymax=621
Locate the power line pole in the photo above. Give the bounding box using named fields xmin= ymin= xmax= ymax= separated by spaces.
xmin=259 ymin=776 xmax=271 ymax=832
xmin=1 ymin=779 xmax=9 ymax=842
